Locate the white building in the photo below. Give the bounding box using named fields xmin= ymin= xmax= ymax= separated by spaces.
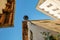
xmin=36 ymin=0 xmax=60 ymax=19
xmin=22 ymin=19 xmax=60 ymax=40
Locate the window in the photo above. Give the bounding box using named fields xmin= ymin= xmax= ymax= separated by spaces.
xmin=55 ymin=23 xmax=60 ymax=25
xmin=0 ymin=0 xmax=7 ymax=13
xmin=47 ymin=4 xmax=53 ymax=8
xmin=52 ymin=8 xmax=59 ymax=11
xmin=30 ymin=30 xmax=33 ymax=40
xmin=49 ymin=35 xmax=56 ymax=40
xmin=58 ymin=0 xmax=60 ymax=1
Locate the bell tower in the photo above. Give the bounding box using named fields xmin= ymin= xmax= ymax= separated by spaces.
xmin=0 ymin=0 xmax=15 ymax=27
xmin=22 ymin=15 xmax=29 ymax=40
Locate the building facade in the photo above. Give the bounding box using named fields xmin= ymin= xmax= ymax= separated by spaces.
xmin=23 ymin=20 xmax=60 ymax=40
xmin=36 ymin=0 xmax=60 ymax=19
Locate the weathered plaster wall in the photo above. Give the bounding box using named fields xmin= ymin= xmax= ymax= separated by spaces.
xmin=28 ymin=21 xmax=58 ymax=40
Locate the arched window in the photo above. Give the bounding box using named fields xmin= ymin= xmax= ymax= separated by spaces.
xmin=30 ymin=30 xmax=33 ymax=40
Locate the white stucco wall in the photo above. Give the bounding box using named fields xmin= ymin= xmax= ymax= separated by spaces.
xmin=27 ymin=21 xmax=58 ymax=40
xmin=39 ymin=0 xmax=60 ymax=19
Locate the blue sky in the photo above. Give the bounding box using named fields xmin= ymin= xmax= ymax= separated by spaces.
xmin=0 ymin=0 xmax=53 ymax=40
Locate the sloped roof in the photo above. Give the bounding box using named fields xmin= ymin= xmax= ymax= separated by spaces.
xmin=36 ymin=0 xmax=60 ymax=20
xmin=29 ymin=20 xmax=60 ymax=33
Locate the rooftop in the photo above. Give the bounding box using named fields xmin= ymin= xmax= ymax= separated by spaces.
xmin=29 ymin=20 xmax=60 ymax=33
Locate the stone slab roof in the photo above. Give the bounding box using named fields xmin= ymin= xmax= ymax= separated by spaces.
xmin=29 ymin=20 xmax=60 ymax=33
